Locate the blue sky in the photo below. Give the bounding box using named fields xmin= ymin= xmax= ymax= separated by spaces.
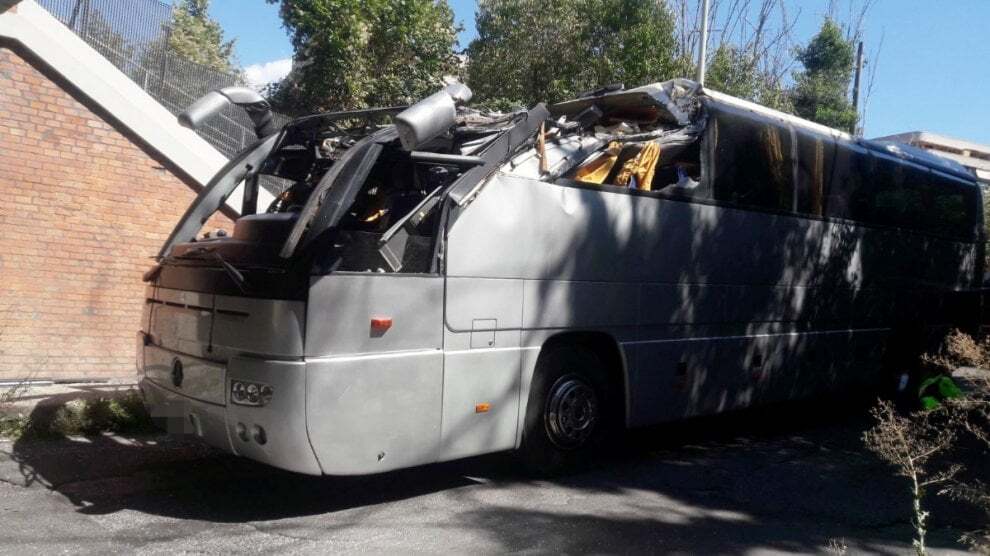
xmin=209 ymin=0 xmax=990 ymax=144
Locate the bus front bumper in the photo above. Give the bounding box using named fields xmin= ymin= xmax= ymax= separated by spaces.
xmin=138 ymin=353 xmax=322 ymax=476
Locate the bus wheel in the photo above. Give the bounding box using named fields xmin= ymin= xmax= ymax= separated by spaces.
xmin=519 ymin=346 xmax=612 ymax=475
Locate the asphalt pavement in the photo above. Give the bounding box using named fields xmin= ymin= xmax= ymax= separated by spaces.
xmin=0 ymin=395 xmax=979 ymax=554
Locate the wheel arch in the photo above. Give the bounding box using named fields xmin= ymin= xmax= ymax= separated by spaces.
xmin=520 ymin=330 xmax=630 ymax=439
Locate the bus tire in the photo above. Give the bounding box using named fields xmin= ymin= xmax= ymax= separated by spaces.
xmin=519 ymin=346 xmax=614 ymax=475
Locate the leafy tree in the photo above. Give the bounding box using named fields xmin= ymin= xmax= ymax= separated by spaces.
xmin=577 ymin=0 xmax=686 ymax=97
xmin=466 ymin=0 xmax=686 ymax=108
xmin=265 ymin=0 xmax=461 ymax=115
xmin=704 ymin=44 xmax=792 ymax=113
xmin=466 ymin=1 xmax=582 ymax=108
xmin=705 ymin=45 xmax=761 ymax=100
xmin=791 ymin=18 xmax=857 ymax=131
xmin=166 ymin=0 xmax=238 ymax=73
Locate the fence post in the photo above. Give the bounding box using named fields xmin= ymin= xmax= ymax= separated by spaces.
xmin=68 ymin=0 xmax=82 ymax=32
xmin=158 ymin=23 xmax=172 ymax=97
xmin=158 ymin=53 xmax=169 ymax=97
xmin=80 ymin=0 xmax=91 ymax=40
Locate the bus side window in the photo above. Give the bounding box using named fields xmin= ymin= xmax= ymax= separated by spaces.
xmin=827 ymin=142 xmax=869 ymax=221
xmin=830 ymin=147 xmax=978 ymax=242
xmin=857 ymin=154 xmax=938 ymax=235
xmin=927 ymin=170 xmax=979 ymax=241
xmin=649 ymin=140 xmax=708 ymax=199
xmin=868 ymin=155 xmax=927 ymax=231
xmin=795 ymin=131 xmax=835 ymax=217
xmin=710 ymin=110 xmax=794 ymax=213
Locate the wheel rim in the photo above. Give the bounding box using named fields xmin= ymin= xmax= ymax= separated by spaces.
xmin=545 ymin=374 xmax=599 ymax=450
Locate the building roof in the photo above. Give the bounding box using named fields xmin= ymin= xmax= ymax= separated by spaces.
xmin=873 ymin=130 xmax=990 ymax=183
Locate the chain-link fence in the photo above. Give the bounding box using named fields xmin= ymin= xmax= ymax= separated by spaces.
xmin=37 ymin=0 xmax=272 ymax=158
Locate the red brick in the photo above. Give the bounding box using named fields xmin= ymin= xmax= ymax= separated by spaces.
xmin=0 ymin=47 xmax=233 ymax=381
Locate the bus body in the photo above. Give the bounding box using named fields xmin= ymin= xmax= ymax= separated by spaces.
xmin=137 ymin=79 xmax=983 ymax=475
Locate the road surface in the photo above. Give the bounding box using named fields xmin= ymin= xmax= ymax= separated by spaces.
xmin=0 ymin=397 xmax=977 ymax=554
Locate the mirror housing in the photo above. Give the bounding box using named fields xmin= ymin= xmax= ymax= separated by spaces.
xmin=178 ymin=91 xmax=229 ymax=131
xmin=178 ymin=87 xmax=277 ymax=138
xmin=394 ymin=83 xmax=473 ymax=151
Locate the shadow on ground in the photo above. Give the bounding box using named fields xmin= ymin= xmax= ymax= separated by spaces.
xmin=1 ymin=392 xmax=978 ymax=553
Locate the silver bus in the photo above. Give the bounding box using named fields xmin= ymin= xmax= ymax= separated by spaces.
xmin=137 ymin=79 xmax=983 ymax=475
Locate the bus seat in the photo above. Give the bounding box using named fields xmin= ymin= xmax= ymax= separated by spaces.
xmin=573 ymin=141 xmax=622 ymax=184
xmin=614 ymin=141 xmax=661 ymax=190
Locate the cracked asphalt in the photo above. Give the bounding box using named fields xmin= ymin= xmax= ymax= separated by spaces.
xmin=0 ymin=396 xmax=979 ymax=554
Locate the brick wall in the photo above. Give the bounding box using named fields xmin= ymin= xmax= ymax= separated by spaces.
xmin=0 ymin=46 xmax=232 ymax=382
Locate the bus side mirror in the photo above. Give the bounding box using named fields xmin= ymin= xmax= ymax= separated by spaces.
xmin=178 ymin=91 xmax=229 ymax=131
xmin=179 ymin=87 xmax=277 ymax=138
xmin=394 ymin=83 xmax=473 ymax=151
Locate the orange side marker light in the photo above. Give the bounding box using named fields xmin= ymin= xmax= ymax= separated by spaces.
xmin=371 ymin=317 xmax=393 ymax=332
xmin=475 ymin=403 xmax=491 ymax=413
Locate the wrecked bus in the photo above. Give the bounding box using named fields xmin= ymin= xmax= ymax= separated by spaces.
xmin=137 ymin=79 xmax=983 ymax=475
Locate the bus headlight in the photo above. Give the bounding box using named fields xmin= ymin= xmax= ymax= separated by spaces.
xmin=230 ymin=380 xmax=274 ymax=406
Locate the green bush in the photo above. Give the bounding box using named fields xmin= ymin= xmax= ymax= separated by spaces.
xmin=0 ymin=415 xmax=28 ymax=438
xmin=0 ymin=392 xmax=157 ymax=440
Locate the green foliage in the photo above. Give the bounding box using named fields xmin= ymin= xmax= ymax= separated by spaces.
xmin=865 ymin=331 xmax=990 ymax=554
xmin=577 ymin=0 xmax=686 ymax=96
xmin=703 ymin=44 xmax=794 ymax=113
xmin=0 ymin=392 xmax=156 ymax=440
xmin=265 ymin=0 xmax=462 ymax=115
xmin=918 ymin=375 xmax=964 ymax=410
xmin=466 ymin=0 xmax=581 ymax=107
xmin=167 ymin=0 xmax=238 ymax=73
xmin=705 ymin=45 xmax=760 ymax=100
xmin=466 ymin=0 xmax=688 ymax=108
xmin=797 ymin=18 xmax=855 ymax=75
xmin=0 ymin=415 xmax=28 ymax=439
xmin=791 ymin=19 xmax=858 ymax=131
xmin=51 ymin=393 xmax=155 ymax=437
xmin=471 ymin=97 xmax=527 ymax=113
xmin=759 ymin=85 xmax=796 ymax=114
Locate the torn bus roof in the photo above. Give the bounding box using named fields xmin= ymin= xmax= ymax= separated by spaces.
xmin=551 ymin=78 xmax=701 ymax=127
xmin=551 ymin=78 xmax=858 ymax=143
xmin=159 ymin=77 xmax=981 ymax=272
xmin=531 ymin=78 xmax=978 ymax=184
xmin=159 ymin=82 xmax=551 ymax=265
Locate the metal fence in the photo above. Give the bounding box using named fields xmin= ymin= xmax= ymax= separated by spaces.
xmin=37 ymin=0 xmax=266 ymax=157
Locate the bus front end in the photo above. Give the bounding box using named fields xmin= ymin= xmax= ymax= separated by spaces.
xmin=137 ymin=83 xmax=505 ymax=475
xmin=137 ymin=210 xmax=322 ymax=474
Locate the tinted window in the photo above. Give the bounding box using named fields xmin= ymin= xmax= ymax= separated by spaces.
xmin=795 ymin=131 xmax=835 ymax=217
xmin=827 ymin=142 xmax=870 ymax=221
xmin=827 ymin=145 xmax=978 ymax=241
xmin=863 ymin=154 xmax=928 ymax=229
xmin=711 ymin=110 xmax=794 ymax=212
xmin=927 ymin=171 xmax=978 ymax=240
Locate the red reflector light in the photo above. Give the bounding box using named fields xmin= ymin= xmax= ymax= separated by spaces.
xmin=371 ymin=317 xmax=393 ymax=331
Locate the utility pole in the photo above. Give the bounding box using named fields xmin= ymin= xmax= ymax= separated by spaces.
xmin=697 ymin=0 xmax=710 ymax=85
xmin=851 ymin=41 xmax=864 ymax=135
